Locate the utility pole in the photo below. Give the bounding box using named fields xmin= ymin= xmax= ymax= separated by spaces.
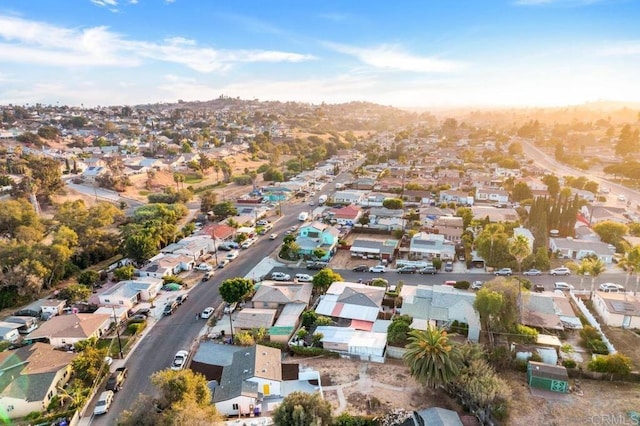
xmin=112 ymin=306 xmax=124 ymax=359
xmin=212 ymin=230 xmax=219 ymax=266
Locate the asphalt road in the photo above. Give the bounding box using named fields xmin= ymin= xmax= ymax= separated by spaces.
xmin=89 ymin=172 xmax=350 ymax=424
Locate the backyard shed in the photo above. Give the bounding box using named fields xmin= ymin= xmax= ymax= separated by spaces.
xmin=527 ymin=361 xmax=569 ymax=393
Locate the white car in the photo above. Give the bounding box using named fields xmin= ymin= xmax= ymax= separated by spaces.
xmin=171 ymin=350 xmax=189 ymax=371
xmin=271 ymin=272 xmax=291 ymax=281
xmin=554 ymin=282 xmax=574 ymax=291
xmin=618 ymin=194 xmax=626 ymax=201
xmin=94 ymin=390 xmax=114 ymax=415
xmin=201 ymin=307 xmax=214 ymax=319
xmin=269 ymin=233 xmax=278 ymax=240
xmin=195 ymin=263 xmax=213 ymax=272
xmin=225 ymin=251 xmax=239 ymax=261
xmin=295 ymin=273 xmax=313 ymax=282
xmin=223 ymin=302 xmax=238 ymax=314
xmin=241 ymin=239 xmax=254 ymax=249
xmin=599 ymin=283 xmax=625 ymax=292
xmin=471 ymin=281 xmax=484 ymax=290
xmin=369 ymin=265 xmax=387 ymax=273
xmin=217 ymin=259 xmax=230 ymax=268
xmin=550 ymin=267 xmax=571 ymax=276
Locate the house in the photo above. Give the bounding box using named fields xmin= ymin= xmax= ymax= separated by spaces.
xmin=315 ymin=282 xmax=386 ymax=329
xmin=315 ymin=325 xmax=387 ymax=363
xmin=189 ymin=343 xmax=321 ymax=418
xmin=160 ymin=236 xmax=214 ymax=261
xmin=137 ymin=253 xmax=195 ymax=278
xmin=26 ymin=313 xmax=111 ymax=347
xmin=13 ymin=299 xmax=66 ymax=321
xmin=351 ymin=178 xmax=376 ymax=190
xmin=409 ymin=232 xmax=456 ymax=260
xmin=549 ymin=237 xmax=614 ymax=264
xmin=98 ymin=278 xmax=163 ymax=309
xmin=2 ymin=317 xmax=38 ymax=335
xmin=523 ymin=292 xmax=582 ymax=331
xmin=527 ymin=361 xmax=569 ymax=394
xmin=232 ymin=308 xmax=277 ymax=332
xmin=327 ymin=205 xmax=362 ymax=226
xmin=359 ymin=193 xmax=387 ymax=207
xmin=81 ymin=166 xmax=108 ymax=183
xmin=203 ymin=223 xmax=236 ymax=241
xmin=439 ymin=190 xmax=472 ymax=205
xmin=580 ymin=205 xmax=627 ymax=225
xmin=0 ymin=322 xmax=21 ymax=343
xmin=0 ymin=343 xmax=77 ymax=420
xmin=400 ymin=285 xmax=480 ymax=342
xmin=432 ymin=216 xmax=465 ymax=244
xmin=475 ymin=187 xmax=510 ymax=204
xmin=295 ymin=222 xmax=340 ymax=259
xmin=592 ymin=292 xmax=640 ymax=328
xmin=251 ymin=281 xmax=313 ymax=309
xmin=368 ymin=207 xmax=404 ymax=231
xmin=332 ymin=190 xmax=366 ymax=205
xmin=471 ymin=205 xmax=520 ymax=222
xmin=349 ymin=239 xmax=399 ymax=261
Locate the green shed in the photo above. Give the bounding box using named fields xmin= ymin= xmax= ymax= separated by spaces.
xmin=527 ymin=361 xmax=569 ymax=393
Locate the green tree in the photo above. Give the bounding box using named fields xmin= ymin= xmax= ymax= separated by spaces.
xmin=533 ymin=247 xmax=550 ymax=271
xmin=593 ymin=221 xmax=629 ymax=246
xmin=619 ymin=246 xmax=640 ymax=294
xmin=509 ymin=235 xmax=531 ymax=322
xmin=585 ymin=257 xmax=607 ymax=294
xmin=512 ymin=182 xmax=533 ymax=202
xmin=383 ymin=198 xmax=404 ymax=210
xmin=59 ymin=283 xmax=92 ymax=303
xmin=199 ymin=190 xmax=218 ymax=214
xmin=211 ymin=201 xmax=238 ymax=220
xmin=455 ymin=207 xmax=473 ymax=229
xmin=311 ymin=268 xmax=343 ymax=295
xmin=403 ymin=325 xmax=463 ymax=389
xmin=312 ymin=248 xmax=327 ymax=260
xmin=71 ymin=344 xmax=108 ymax=387
xmin=541 ymin=174 xmax=560 ymax=198
xmin=37 ymin=125 xmax=60 ymax=140
xmin=272 ymin=391 xmax=333 ymax=426
xmin=123 ymin=233 xmax=158 ymax=264
xmin=219 ymin=277 xmax=254 ymax=305
xmin=475 ymin=224 xmax=510 ymax=267
xmin=77 ymin=270 xmax=100 ymax=287
xmin=387 ymin=314 xmax=413 ymax=345
xmin=113 ymin=265 xmax=135 ymax=281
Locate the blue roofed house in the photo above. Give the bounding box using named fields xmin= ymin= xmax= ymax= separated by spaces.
xmin=295 ymin=221 xmax=340 ymax=260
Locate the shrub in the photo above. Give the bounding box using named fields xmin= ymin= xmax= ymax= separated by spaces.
xmin=514 ymin=324 xmax=539 ymax=344
xmin=588 ymin=353 xmax=632 ymax=375
xmin=454 ymin=280 xmax=470 ymax=290
xmin=127 ymin=322 xmax=146 ymax=335
xmin=579 ymin=325 xmax=601 ymax=345
xmin=449 ymin=320 xmax=469 ymax=337
xmin=289 ymin=345 xmax=325 ymax=357
xmin=529 ymin=352 xmax=542 ymax=363
xmin=562 ymin=359 xmax=577 ymax=369
xmin=560 ymin=344 xmax=574 ymax=353
xmin=162 ymin=275 xmax=185 ymax=285
xmin=587 ymin=339 xmax=609 ymax=355
xmin=334 ymin=413 xmax=377 ymax=426
xmin=315 ymin=316 xmax=333 ymax=326
xmin=514 ymin=359 xmax=528 ymax=372
xmin=301 ymin=311 xmax=318 ymax=328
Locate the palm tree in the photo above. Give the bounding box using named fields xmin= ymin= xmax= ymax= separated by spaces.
xmin=586 ymin=258 xmax=607 ymax=296
xmin=576 ymin=260 xmax=590 ymax=289
xmin=620 ymin=246 xmax=640 ymax=295
xmin=403 ymin=325 xmax=462 ymax=389
xmin=509 ymin=235 xmax=531 ymax=323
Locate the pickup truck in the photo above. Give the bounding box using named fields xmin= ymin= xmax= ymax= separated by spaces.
xmin=106 ymin=367 xmax=128 ymax=392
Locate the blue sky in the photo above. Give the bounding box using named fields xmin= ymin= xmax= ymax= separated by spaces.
xmin=1 ymin=0 xmax=639 ymax=108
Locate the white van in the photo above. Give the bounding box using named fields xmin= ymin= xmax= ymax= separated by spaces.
xmin=298 ymin=212 xmax=309 ymax=221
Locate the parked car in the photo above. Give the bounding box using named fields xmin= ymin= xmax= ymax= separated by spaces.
xmin=171 ymin=350 xmax=189 ymax=371
xmin=418 ymin=266 xmax=437 ymax=275
xmin=471 ymin=281 xmax=484 ymax=290
xmin=223 ymin=302 xmax=238 ymax=314
xmin=494 ymin=268 xmax=513 ymax=276
xmin=225 ymin=251 xmax=239 ymax=261
xmin=554 ymin=282 xmax=574 ymax=291
xmin=599 ymin=283 xmax=625 ymax=292
xmin=176 ymin=294 xmax=188 ymax=305
xmin=550 ymin=267 xmax=571 ymax=276
xmin=369 ymin=265 xmax=387 ymax=273
xmin=132 ymin=308 xmax=150 ymax=317
xmin=201 ymin=307 xmax=214 ymax=319
xmin=202 ymin=270 xmax=214 ymax=281
xmin=129 ymin=314 xmax=147 ymax=323
xmin=444 ymin=261 xmax=454 ymax=272
xmin=444 ymin=280 xmax=457 ymax=286
xmin=533 ymin=284 xmax=545 ymax=293
xmin=94 ymin=391 xmax=114 ymax=415
xmin=352 ymin=265 xmax=369 ymax=272
xmin=269 ymin=233 xmax=278 ymax=240
xmin=295 ymin=273 xmax=314 ymax=282
xmin=195 ymin=263 xmax=213 ymax=272
xmin=105 ymin=367 xmax=128 ymax=392
xmin=256 ymin=220 xmax=269 ymax=226
xmin=241 ymin=239 xmax=255 ymax=249
xmin=306 ymin=261 xmax=327 ymax=270
xmin=523 ymin=269 xmax=542 ymax=276
xmin=217 ymin=259 xmax=230 ymax=268
xmin=271 ymin=272 xmax=291 ymax=281
xmin=163 ymin=300 xmax=178 ymax=316
xmin=396 ymin=265 xmax=418 ymax=274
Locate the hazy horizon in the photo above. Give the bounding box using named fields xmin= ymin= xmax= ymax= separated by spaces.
xmin=2 ymin=0 xmax=640 ymax=108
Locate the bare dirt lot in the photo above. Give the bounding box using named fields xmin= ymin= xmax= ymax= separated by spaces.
xmin=286 ymin=356 xmax=640 ymax=424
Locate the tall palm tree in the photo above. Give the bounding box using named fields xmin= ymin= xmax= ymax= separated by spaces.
xmin=509 ymin=234 xmax=531 ymax=323
xmin=576 ymin=260 xmax=590 ymax=289
xmin=403 ymin=325 xmax=462 ymax=389
xmin=620 ymin=246 xmax=640 ymax=294
xmin=586 ymin=258 xmax=607 ymax=296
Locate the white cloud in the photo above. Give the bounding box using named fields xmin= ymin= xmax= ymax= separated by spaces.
xmin=90 ymin=0 xmax=119 ymax=9
xmin=324 ymin=42 xmax=465 ymax=73
xmin=129 ymin=0 xmax=138 ymax=3
xmin=596 ymin=41 xmax=640 ymax=56
xmin=0 ymin=15 xmax=314 ymax=72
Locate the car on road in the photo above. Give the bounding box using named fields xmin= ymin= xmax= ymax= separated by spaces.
xmin=202 ymin=270 xmax=214 ymax=281
xmin=444 ymin=261 xmax=454 ymax=272
xmin=176 ymin=294 xmax=188 ymax=305
xmin=494 ymin=268 xmax=513 ymax=276
xmin=471 ymin=281 xmax=484 ymax=290
xmin=225 ymin=251 xmax=239 ymax=261
xmin=241 ymin=239 xmax=255 ymax=249
xmin=599 ymin=283 xmax=625 ymax=292
xmin=523 ymin=269 xmax=542 ymax=276
xmin=94 ymin=390 xmax=114 ymax=415
xmin=418 ymin=266 xmax=437 ymax=275
xmin=369 ymin=265 xmax=387 ymax=273
xmin=256 ymin=220 xmax=269 ymax=226
xmin=396 ymin=265 xmax=418 ymax=274
xmin=554 ymin=282 xmax=574 ymax=291
xmin=444 ymin=280 xmax=457 ymax=286
xmin=290 ymin=225 xmax=298 ymax=232
xmin=306 ymin=261 xmax=327 ymax=270
xmin=217 ymin=259 xmax=230 ymax=268
xmin=163 ymin=300 xmax=177 ymax=316
xmin=618 ymin=194 xmax=626 ymax=201
xmin=171 ymin=350 xmax=189 ymax=371
xmin=271 ymin=272 xmax=291 ymax=281
xmin=533 ymin=284 xmax=545 ymax=292
xmin=201 ymin=307 xmax=214 ymax=319
xmin=295 ymin=273 xmax=314 ymax=282
xmin=269 ymin=233 xmax=278 ymax=240
xmin=106 ymin=367 xmax=128 ymax=392
xmin=195 ymin=263 xmax=213 ymax=272
xmin=352 ymin=265 xmax=369 ymax=272
xmin=550 ymin=267 xmax=571 ymax=276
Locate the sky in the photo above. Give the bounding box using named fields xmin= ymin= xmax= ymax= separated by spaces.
xmin=1 ymin=0 xmax=640 ymax=108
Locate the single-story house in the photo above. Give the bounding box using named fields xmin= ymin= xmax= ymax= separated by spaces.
xmin=592 ymin=292 xmax=640 ymax=329
xmin=349 ymin=238 xmax=399 ymax=261
xmin=327 ymin=205 xmax=362 ymax=226
xmin=160 ymin=236 xmax=214 ymax=261
xmin=251 ymin=282 xmax=313 ymax=309
xmin=295 ymin=222 xmax=340 ymax=258
xmin=332 ymin=190 xmax=366 ymax=205
xmin=549 ymin=237 xmax=614 ymax=264
xmin=523 ymin=292 xmax=582 ymax=331
xmin=98 ymin=278 xmax=163 ymax=309
xmin=26 ymin=313 xmax=111 ymax=347
xmin=315 ymin=325 xmax=387 ymax=363
xmin=137 ymin=253 xmax=195 ymax=278
xmin=315 ymin=282 xmax=386 ymax=328
xmin=0 ymin=343 xmax=77 ymax=420
xmin=439 ymin=190 xmax=472 ymax=205
xmin=202 ymin=223 xmax=236 ymax=241
xmin=232 ymin=308 xmax=277 ymax=332
xmin=409 ymin=232 xmax=456 ymax=261
xmin=13 ymin=299 xmax=66 ymax=321
xmin=432 ymin=216 xmax=465 ymax=244
xmin=400 ymin=285 xmax=481 ymax=342
xmin=475 ymin=188 xmax=510 ymax=204
xmin=470 ymin=205 xmax=520 ymax=222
